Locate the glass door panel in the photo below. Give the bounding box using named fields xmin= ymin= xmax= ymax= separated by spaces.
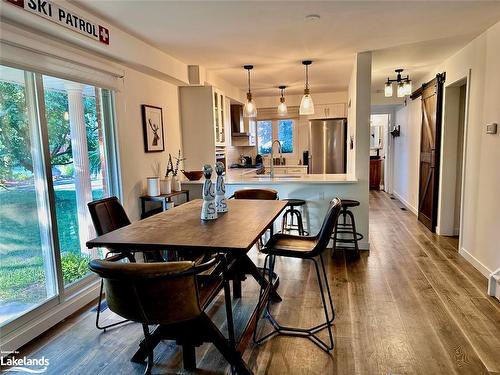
xmin=42 ymin=76 xmax=108 ymax=287
xmin=0 ymin=66 xmax=57 ymax=326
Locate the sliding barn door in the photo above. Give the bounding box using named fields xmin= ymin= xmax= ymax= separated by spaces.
xmin=417 ymin=74 xmax=445 ymax=232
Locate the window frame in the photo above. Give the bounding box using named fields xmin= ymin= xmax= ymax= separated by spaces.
xmin=0 ymin=64 xmax=121 ymax=337
xmin=256 ymin=118 xmax=297 ymax=157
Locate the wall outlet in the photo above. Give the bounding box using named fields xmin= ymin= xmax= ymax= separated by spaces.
xmin=486 ymin=123 xmax=497 ymax=134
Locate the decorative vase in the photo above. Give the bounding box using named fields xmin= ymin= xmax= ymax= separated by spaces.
xmin=201 ymin=164 xmax=217 ymax=220
xmin=215 ymin=162 xmax=227 ymax=213
xmin=160 ymin=177 xmax=172 ymax=194
xmin=172 ymin=176 xmax=182 ymax=192
xmin=147 ymin=177 xmax=160 ymax=196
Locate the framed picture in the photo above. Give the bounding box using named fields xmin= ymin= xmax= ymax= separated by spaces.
xmin=141 ymin=104 xmax=165 ymax=152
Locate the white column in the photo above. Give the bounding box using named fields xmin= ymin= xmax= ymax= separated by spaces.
xmin=65 ymin=83 xmax=95 ymax=256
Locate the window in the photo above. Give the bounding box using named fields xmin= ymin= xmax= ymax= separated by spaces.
xmin=257 ymin=119 xmax=295 ymax=155
xmin=0 ymin=65 xmax=118 ymax=328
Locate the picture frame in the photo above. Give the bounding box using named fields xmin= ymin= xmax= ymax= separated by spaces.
xmin=141 ymin=104 xmax=165 ymax=152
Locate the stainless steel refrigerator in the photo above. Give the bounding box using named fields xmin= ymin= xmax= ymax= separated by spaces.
xmin=308 ymin=118 xmax=347 ymax=174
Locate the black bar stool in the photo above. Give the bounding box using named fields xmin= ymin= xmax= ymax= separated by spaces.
xmin=281 ymin=199 xmax=309 ymax=236
xmin=331 ymin=199 xmax=363 ymax=256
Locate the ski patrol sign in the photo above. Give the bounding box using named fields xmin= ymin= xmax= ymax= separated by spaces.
xmin=4 ymin=0 xmax=110 ymax=45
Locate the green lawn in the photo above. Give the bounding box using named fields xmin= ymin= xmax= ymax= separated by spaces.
xmin=0 ymin=187 xmax=103 ymax=304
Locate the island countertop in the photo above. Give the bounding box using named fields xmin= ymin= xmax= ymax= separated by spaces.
xmin=181 ymin=169 xmax=357 ymax=185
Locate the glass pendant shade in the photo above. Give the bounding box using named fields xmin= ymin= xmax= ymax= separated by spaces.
xmin=384 ymin=82 xmax=393 ymax=97
xmin=299 ymin=90 xmax=315 ymax=115
xmin=243 ymin=95 xmax=257 ymax=118
xmin=299 ymin=60 xmax=315 ymax=115
xmin=243 ymin=65 xmax=257 ymax=118
xmin=277 ymin=86 xmax=288 ymax=116
xmin=404 ymin=80 xmax=412 ymax=96
xmin=277 ymin=99 xmax=287 ymax=116
xmin=397 ymin=82 xmax=406 ymax=98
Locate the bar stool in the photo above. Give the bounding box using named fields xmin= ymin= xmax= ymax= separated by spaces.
xmin=331 ymin=199 xmax=362 ymax=256
xmin=281 ymin=199 xmax=309 ymax=236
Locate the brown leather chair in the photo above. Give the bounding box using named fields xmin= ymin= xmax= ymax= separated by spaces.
xmin=231 ymin=188 xmax=279 ymax=200
xmin=89 ymin=257 xmax=252 ymax=375
xmin=254 ymin=198 xmax=342 ymax=352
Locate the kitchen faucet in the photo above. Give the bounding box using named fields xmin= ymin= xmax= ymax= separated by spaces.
xmin=270 ymin=140 xmax=282 ymax=178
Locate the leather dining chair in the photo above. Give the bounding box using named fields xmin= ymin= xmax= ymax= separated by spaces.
xmin=87 ymin=196 xmax=137 ymax=330
xmin=89 ymin=256 xmax=252 ymax=375
xmin=254 ymin=198 xmax=342 ymax=352
xmin=230 ymin=188 xmax=279 ymax=200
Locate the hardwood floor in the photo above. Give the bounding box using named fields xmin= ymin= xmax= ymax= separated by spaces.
xmin=9 ymin=191 xmax=500 ymax=374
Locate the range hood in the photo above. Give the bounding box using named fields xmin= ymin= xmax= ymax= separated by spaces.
xmin=231 ymin=104 xmax=250 ymax=137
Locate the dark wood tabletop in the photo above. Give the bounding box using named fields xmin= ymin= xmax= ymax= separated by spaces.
xmin=86 ymin=199 xmax=287 ymax=253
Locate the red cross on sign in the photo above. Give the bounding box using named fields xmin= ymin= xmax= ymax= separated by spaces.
xmin=99 ymin=25 xmax=109 ymax=45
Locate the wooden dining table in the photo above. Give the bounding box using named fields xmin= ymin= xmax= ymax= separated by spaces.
xmin=86 ymin=198 xmax=287 ymax=370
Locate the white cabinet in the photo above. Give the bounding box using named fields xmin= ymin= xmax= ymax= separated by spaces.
xmin=180 ymin=85 xmax=227 ymax=170
xmin=307 ymin=103 xmax=346 ymax=120
xmin=272 ymin=165 xmax=308 ymax=175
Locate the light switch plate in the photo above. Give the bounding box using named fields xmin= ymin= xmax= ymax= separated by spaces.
xmin=486 ymin=123 xmax=498 ymax=134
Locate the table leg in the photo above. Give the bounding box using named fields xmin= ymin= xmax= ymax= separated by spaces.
xmin=182 ymin=344 xmax=196 ymax=371
xmin=131 ymin=325 xmax=162 ymax=363
xmin=232 ymin=278 xmax=242 ymax=299
xmin=241 ymin=254 xmax=281 ymax=302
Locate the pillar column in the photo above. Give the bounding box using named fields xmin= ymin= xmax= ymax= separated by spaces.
xmin=65 ymin=83 xmax=95 ymax=256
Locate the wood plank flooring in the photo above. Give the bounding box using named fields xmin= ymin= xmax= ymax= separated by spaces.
xmin=7 ymin=191 xmax=500 ymax=374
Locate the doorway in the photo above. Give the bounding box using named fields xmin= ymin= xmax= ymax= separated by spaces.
xmin=370 ymin=113 xmax=390 ymax=191
xmin=437 ymin=78 xmax=468 ymax=238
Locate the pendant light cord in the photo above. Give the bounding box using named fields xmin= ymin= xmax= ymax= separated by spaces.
xmin=247 ymin=69 xmax=251 ymax=93
xmin=305 ymin=64 xmax=309 ymax=90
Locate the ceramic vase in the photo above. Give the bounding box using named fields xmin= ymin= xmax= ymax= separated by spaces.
xmin=147 ymin=177 xmax=160 ymax=196
xmin=215 ymin=162 xmax=227 ymax=213
xmin=201 ymin=164 xmax=217 ymax=220
xmin=160 ymin=177 xmax=172 ymax=194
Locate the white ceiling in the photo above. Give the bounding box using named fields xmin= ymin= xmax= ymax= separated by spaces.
xmin=73 ymin=1 xmax=500 ymax=97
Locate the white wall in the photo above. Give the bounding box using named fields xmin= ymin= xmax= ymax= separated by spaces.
xmin=391 ymin=21 xmax=500 ymax=276
xmin=115 ymin=68 xmax=182 ymax=220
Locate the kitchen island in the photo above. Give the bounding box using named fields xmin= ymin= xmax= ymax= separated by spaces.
xmin=182 ymin=170 xmax=368 ymax=249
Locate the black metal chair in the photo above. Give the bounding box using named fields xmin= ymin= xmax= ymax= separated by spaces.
xmin=331 ymin=199 xmax=362 ymax=257
xmin=254 ymin=198 xmax=342 ymax=352
xmin=87 ymin=196 xmax=137 ymax=330
xmin=89 ymin=256 xmax=251 ymax=375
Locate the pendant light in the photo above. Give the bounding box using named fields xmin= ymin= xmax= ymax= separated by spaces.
xmin=243 ymin=65 xmax=257 ymax=118
xmin=384 ymin=80 xmax=393 ymax=97
xmin=299 ymin=60 xmax=315 ymax=115
xmin=277 ymin=85 xmax=288 ymax=116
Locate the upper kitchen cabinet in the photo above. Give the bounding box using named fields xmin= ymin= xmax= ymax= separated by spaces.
xmin=307 ymin=103 xmax=346 ymax=120
xmin=179 ymin=85 xmax=227 ymax=171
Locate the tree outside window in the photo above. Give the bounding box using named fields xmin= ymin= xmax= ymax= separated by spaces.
xmin=257 ymin=119 xmax=295 ymax=155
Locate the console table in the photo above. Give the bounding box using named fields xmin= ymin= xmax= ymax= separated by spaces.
xmin=139 ymin=190 xmax=190 ymax=218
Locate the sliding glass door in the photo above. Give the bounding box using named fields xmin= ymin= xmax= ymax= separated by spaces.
xmin=0 ymin=65 xmax=118 ymax=330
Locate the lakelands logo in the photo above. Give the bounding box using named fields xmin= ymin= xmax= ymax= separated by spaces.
xmin=4 ymin=0 xmax=110 ymax=45
xmin=1 ymin=352 xmax=49 ymax=373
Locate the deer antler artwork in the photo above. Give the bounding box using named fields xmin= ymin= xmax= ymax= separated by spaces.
xmin=148 ymin=119 xmax=160 ymax=146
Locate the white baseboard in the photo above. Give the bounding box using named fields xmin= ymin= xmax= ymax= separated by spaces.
xmin=459 ymin=247 xmax=492 ymax=278
xmin=1 ymin=282 xmax=100 ymax=352
xmin=392 ymin=191 xmax=418 ymax=215
xmin=488 ymin=268 xmax=500 ymax=300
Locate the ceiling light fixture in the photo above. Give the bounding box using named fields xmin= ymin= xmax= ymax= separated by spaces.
xmin=243 ymin=65 xmax=257 ymax=118
xmin=277 ymin=85 xmax=288 ymax=116
xmin=299 ymin=60 xmax=315 ymax=115
xmin=384 ymin=68 xmax=412 ymax=98
xmin=305 ymin=14 xmax=321 ymax=21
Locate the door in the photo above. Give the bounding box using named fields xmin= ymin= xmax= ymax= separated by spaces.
xmin=417 ymin=74 xmax=445 ymax=231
